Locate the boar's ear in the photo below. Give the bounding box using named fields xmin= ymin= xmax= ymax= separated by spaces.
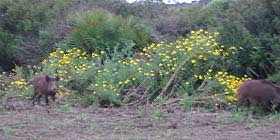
xmin=46 ymin=75 xmax=51 ymax=82
xmin=55 ymin=76 xmax=59 ymax=81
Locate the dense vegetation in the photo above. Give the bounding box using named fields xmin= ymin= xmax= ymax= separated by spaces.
xmin=0 ymin=0 xmax=279 ymax=107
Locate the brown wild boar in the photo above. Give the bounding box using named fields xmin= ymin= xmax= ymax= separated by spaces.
xmin=237 ymin=80 xmax=280 ymax=112
xmin=30 ymin=74 xmax=59 ymax=105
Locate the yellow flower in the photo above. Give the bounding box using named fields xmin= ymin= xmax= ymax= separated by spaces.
xmin=171 ymin=50 xmax=177 ymax=55
xmin=213 ymin=50 xmax=220 ymax=56
xmin=191 ymin=59 xmax=196 ymax=64
xmin=92 ymin=52 xmax=99 ymax=57
xmin=198 ymin=55 xmax=204 ymax=59
xmin=124 ymin=80 xmax=130 ymax=84
xmin=214 ymin=32 xmax=220 ymax=35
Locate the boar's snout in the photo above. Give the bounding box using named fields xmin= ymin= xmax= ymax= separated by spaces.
xmin=48 ymin=82 xmax=58 ymax=94
xmin=49 ymin=86 xmax=57 ymax=93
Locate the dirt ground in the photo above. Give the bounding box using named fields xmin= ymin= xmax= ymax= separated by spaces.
xmin=0 ymin=98 xmax=280 ymax=140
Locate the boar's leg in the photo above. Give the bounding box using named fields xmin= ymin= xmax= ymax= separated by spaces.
xmin=237 ymin=96 xmax=250 ymax=108
xmin=51 ymin=95 xmax=56 ymax=102
xmin=31 ymin=92 xmax=38 ymax=105
xmin=45 ymin=94 xmax=49 ymax=106
xmin=260 ymin=102 xmax=272 ymax=113
xmin=37 ymin=94 xmax=42 ymax=105
xmin=271 ymin=97 xmax=280 ymax=112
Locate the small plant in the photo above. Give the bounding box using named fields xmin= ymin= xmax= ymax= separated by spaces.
xmin=28 ymin=133 xmax=41 ymax=139
xmin=182 ymin=94 xmax=193 ymax=112
xmin=245 ymin=122 xmax=254 ymax=129
xmin=59 ymin=104 xmax=72 ymax=111
xmin=151 ymin=108 xmax=163 ymax=121
xmin=85 ymin=123 xmax=96 ymax=134
xmin=80 ymin=94 xmax=100 ymax=107
xmin=233 ymin=110 xmax=245 ymax=123
xmin=268 ymin=113 xmax=280 ymax=123
xmin=1 ymin=126 xmax=13 ymax=135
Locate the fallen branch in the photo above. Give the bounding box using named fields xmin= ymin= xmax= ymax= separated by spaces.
xmin=196 ymin=78 xmax=207 ymax=92
xmin=167 ymin=77 xmax=178 ymax=98
xmin=160 ymin=57 xmax=191 ymax=98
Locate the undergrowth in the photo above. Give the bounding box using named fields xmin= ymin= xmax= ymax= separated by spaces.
xmin=0 ymin=29 xmax=249 ymax=108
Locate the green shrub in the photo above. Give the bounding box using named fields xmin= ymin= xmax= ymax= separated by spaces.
xmin=0 ymin=29 xmax=16 ymax=70
xmin=67 ymin=9 xmax=153 ymax=54
xmin=0 ymin=0 xmax=75 ymax=69
xmin=268 ymin=71 xmax=280 ymax=83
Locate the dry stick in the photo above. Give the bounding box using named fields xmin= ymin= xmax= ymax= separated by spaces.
xmin=159 ymin=57 xmax=191 ymax=98
xmin=196 ymin=78 xmax=207 ymax=91
xmin=143 ymin=86 xmax=150 ymax=105
xmin=167 ymin=76 xmax=178 ymax=99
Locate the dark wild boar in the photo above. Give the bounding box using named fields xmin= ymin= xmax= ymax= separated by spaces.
xmin=237 ymin=80 xmax=280 ymax=112
xmin=30 ymin=74 xmax=59 ymax=105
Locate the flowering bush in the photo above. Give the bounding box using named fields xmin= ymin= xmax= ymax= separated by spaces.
xmin=84 ymin=29 xmax=239 ymax=103
xmin=210 ymin=72 xmax=251 ymax=106
xmin=0 ymin=29 xmax=249 ymax=107
xmin=0 ymin=67 xmax=31 ymax=97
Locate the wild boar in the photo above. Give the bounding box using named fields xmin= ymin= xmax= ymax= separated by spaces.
xmin=237 ymin=80 xmax=280 ymax=112
xmin=30 ymin=74 xmax=59 ymax=105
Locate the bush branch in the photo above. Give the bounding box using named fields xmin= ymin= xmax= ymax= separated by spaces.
xmin=160 ymin=57 xmax=191 ymax=98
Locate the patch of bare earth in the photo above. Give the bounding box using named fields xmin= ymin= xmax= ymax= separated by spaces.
xmin=0 ymin=99 xmax=279 ymax=140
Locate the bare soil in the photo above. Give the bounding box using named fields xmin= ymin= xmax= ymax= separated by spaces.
xmin=0 ymin=98 xmax=280 ymax=140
